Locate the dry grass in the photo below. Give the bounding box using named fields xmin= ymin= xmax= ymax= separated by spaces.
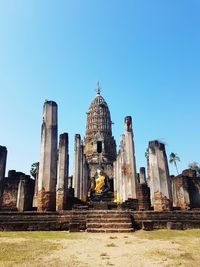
xmin=0 ymin=230 xmax=199 ymax=267
xmin=106 ymin=242 xmax=117 ymax=247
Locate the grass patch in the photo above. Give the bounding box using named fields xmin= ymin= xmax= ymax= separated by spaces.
xmin=134 ymin=229 xmax=200 ymax=241
xmin=100 ymin=252 xmax=110 ymax=261
xmin=106 ymin=243 xmax=117 ymax=247
xmin=0 ymin=231 xmax=86 ymax=266
xmin=0 ymin=230 xmax=199 ymax=267
xmin=109 ymin=236 xmax=118 ymax=240
xmin=125 ymin=241 xmax=132 ymax=244
xmin=106 ymin=261 xmax=114 ymax=266
xmin=144 ymin=248 xmax=173 ymax=258
xmin=0 ymin=239 xmax=60 ymax=266
xmin=0 ymin=231 xmax=86 ymax=240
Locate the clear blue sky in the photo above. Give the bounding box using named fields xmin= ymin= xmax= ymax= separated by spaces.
xmin=0 ymin=0 xmax=199 ymax=176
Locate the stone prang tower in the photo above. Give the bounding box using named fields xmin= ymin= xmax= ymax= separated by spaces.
xmin=83 ymin=83 xmax=116 ymax=179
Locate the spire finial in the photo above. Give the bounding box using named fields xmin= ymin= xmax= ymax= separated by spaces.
xmin=96 ymin=81 xmax=101 ymax=95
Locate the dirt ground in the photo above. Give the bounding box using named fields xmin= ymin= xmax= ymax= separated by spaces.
xmin=0 ymin=230 xmax=200 ymax=267
xmin=42 ymin=232 xmax=200 ymax=267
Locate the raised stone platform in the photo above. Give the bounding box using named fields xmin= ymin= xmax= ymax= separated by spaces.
xmin=86 ymin=210 xmax=133 ymax=233
xmin=0 ymin=210 xmax=199 ymax=231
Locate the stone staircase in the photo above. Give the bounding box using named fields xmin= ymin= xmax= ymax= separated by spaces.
xmin=86 ymin=210 xmax=134 ymax=233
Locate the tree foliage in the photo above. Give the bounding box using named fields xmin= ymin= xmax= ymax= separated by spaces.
xmin=30 ymin=162 xmax=39 ymax=179
xmin=169 ymin=152 xmax=180 ymax=175
xmin=188 ymin=162 xmax=200 ymax=176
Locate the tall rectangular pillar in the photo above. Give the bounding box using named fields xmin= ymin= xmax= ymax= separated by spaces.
xmin=32 ymin=162 xmax=39 ymax=208
xmin=73 ymin=134 xmax=81 ymax=199
xmin=80 ymin=152 xmax=89 ymax=201
xmin=139 ymin=167 xmax=147 ymax=184
xmin=148 ymin=140 xmax=172 ymax=211
xmin=114 ymin=116 xmax=137 ymax=203
xmin=37 ymin=101 xmax=58 ymax=211
xmin=56 ymin=133 xmax=69 ymax=211
xmin=124 ymin=116 xmax=137 ymax=199
xmin=0 ymin=146 xmax=7 ymax=207
xmin=17 ymin=177 xmax=26 ymax=212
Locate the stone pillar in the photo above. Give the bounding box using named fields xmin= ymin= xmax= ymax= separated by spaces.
xmin=124 ymin=116 xmax=137 ymax=199
xmin=0 ymin=146 xmax=7 ymax=207
xmin=148 ymin=140 xmax=172 ymax=211
xmin=114 ymin=135 xmax=125 ymax=203
xmin=114 ymin=116 xmax=138 ymax=203
xmin=113 ymin=160 xmax=119 ymax=203
xmin=37 ymin=101 xmax=58 ymax=211
xmin=56 ymin=133 xmax=69 ymax=211
xmin=73 ymin=137 xmax=88 ymax=201
xmin=0 ymin=146 xmax=7 ymax=183
xmin=17 ymin=177 xmax=26 ymax=211
xmin=81 ymin=152 xmax=89 ymax=201
xmin=139 ymin=167 xmax=146 ymax=184
xmin=120 ymin=134 xmax=127 ymax=202
xmin=32 ymin=163 xmax=39 ymax=208
xmin=73 ymin=134 xmax=81 ymax=198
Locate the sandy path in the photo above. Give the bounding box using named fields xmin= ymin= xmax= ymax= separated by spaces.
xmin=40 ymin=233 xmax=190 ymax=267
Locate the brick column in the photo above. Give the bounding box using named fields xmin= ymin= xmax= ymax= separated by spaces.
xmin=37 ymin=101 xmax=58 ymax=211
xmin=56 ymin=133 xmax=69 ymax=211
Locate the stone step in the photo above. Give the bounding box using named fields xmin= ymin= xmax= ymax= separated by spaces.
xmin=87 ymin=213 xmax=131 ymax=219
xmin=0 ymin=216 xmax=71 ymax=222
xmin=87 ymin=223 xmax=133 ymax=229
xmin=87 ymin=218 xmax=131 ymax=223
xmin=87 ymin=210 xmax=130 ymax=213
xmin=86 ymin=228 xmax=133 ymax=233
xmin=0 ymin=221 xmax=69 ymax=231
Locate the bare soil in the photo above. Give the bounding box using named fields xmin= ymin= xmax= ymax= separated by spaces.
xmin=0 ymin=230 xmax=200 ymax=267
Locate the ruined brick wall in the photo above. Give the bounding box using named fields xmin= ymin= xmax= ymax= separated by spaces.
xmin=153 ymin=192 xmax=172 ymax=211
xmin=172 ymin=170 xmax=200 ymax=210
xmin=1 ymin=171 xmax=35 ymax=211
xmin=1 ymin=175 xmax=20 ymax=210
xmin=172 ymin=176 xmax=190 ymax=210
xmin=136 ymin=184 xmax=151 ymax=210
xmin=188 ymin=177 xmax=200 ymax=208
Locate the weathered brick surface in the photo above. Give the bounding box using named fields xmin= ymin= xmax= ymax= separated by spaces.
xmin=1 ymin=172 xmax=34 ymax=211
xmin=172 ymin=176 xmax=190 ymax=209
xmin=37 ymin=189 xmax=56 ymax=211
xmin=136 ymin=184 xmax=151 ymax=210
xmin=56 ymin=190 xmax=66 ymax=211
xmin=86 ymin=210 xmax=134 ymax=233
xmin=167 ymin=222 xmax=183 ymax=230
xmin=172 ymin=172 xmax=200 ymax=209
xmin=153 ymin=191 xmax=172 ymax=211
xmin=0 ymin=210 xmax=200 ymax=231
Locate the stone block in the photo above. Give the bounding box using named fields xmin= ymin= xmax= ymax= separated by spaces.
xmin=142 ymin=221 xmax=154 ymax=231
xmin=69 ymin=222 xmax=80 ymax=232
xmin=167 ymin=222 xmax=184 ymax=230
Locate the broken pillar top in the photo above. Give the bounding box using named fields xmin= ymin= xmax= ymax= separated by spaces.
xmin=44 ymin=100 xmax=57 ymax=107
xmin=182 ymin=169 xmax=196 ymax=178
xmin=60 ymin=133 xmax=69 ymax=142
xmin=149 ymin=140 xmax=165 ymax=151
xmin=75 ymin=134 xmax=81 ymax=139
xmin=124 ymin=116 xmax=132 ymax=132
xmin=0 ymin=146 xmax=7 ymax=151
xmin=7 ymin=170 xmax=26 ymax=179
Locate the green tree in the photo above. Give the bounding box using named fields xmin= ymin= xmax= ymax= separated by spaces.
xmin=188 ymin=162 xmax=200 ymax=175
xmin=145 ymin=149 xmax=149 ymax=159
xmin=169 ymin=152 xmax=180 ymax=175
xmin=30 ymin=162 xmax=39 ymax=179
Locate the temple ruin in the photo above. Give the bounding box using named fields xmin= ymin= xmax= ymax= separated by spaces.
xmin=0 ymin=85 xmax=200 ymax=231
